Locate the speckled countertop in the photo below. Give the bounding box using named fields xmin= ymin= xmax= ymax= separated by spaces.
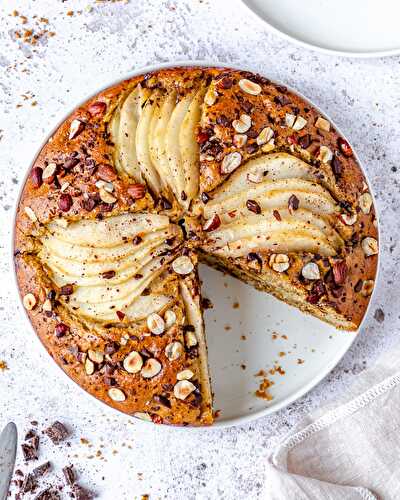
xmin=0 ymin=1 xmax=399 ymax=499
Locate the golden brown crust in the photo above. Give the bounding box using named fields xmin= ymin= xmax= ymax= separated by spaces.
xmin=14 ymin=66 xmax=378 ymax=425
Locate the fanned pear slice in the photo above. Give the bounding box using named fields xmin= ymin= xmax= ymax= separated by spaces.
xmin=149 ymin=89 xmax=177 ymax=195
xmin=136 ymin=89 xmax=163 ymax=194
xmin=206 ymin=214 xmax=338 ymax=253
xmin=109 ymin=107 xmax=124 ymax=176
xmin=47 ymin=214 xmax=170 ymax=248
xmin=118 ymin=85 xmax=151 ymax=181
xmin=41 ymin=227 xmax=176 ymax=263
xmin=179 ymin=86 xmax=205 ymax=206
xmin=212 ymin=231 xmax=336 ymax=258
xmin=205 ymin=178 xmax=338 ymax=218
xmin=209 ymin=152 xmax=334 ymax=202
xmin=165 ymin=91 xmax=196 ymax=203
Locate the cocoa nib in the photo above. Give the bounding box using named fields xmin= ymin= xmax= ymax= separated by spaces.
xmin=298 ymin=134 xmax=311 ymax=149
xmin=63 ymin=157 xmax=80 ymax=170
xmin=331 ymin=155 xmax=342 ymax=178
xmin=288 ymin=194 xmax=299 ymax=212
xmin=101 ymin=270 xmax=116 ymax=279
xmin=153 ymin=394 xmax=171 ymax=408
xmin=246 ymin=199 xmax=261 ymax=214
xmin=203 ymin=214 xmax=221 ymax=232
xmin=80 ymin=197 xmax=96 ymax=212
xmin=354 ymin=279 xmax=363 ymax=292
xmin=58 ymin=193 xmax=73 ymax=212
xmin=201 ymin=192 xmax=210 ymax=204
xmin=273 ymin=209 xmax=281 ymax=221
xmin=60 ymin=284 xmax=74 ymax=296
xmin=160 ymin=196 xmax=172 ymax=210
xmin=247 ymin=252 xmax=262 ymax=266
xmin=332 ymin=260 xmax=347 ymax=285
xmin=306 ymin=280 xmax=326 ymax=304
xmin=62 ymin=465 xmax=76 ymax=486
xmin=216 ymin=114 xmax=230 ymax=127
xmin=21 ymin=472 xmax=37 ymax=493
xmin=31 ymin=167 xmax=43 ymax=188
xmin=104 ymin=341 xmax=119 ymax=355
xmin=274 ymin=94 xmax=291 ymax=107
xmin=33 ymin=488 xmax=60 ymax=500
xmin=45 ymin=421 xmax=69 ymax=444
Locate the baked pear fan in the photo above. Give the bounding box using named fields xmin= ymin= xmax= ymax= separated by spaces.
xmin=15 ymin=67 xmax=378 ymax=425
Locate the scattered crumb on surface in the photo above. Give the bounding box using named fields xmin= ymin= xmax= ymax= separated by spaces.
xmin=255 ymin=377 xmax=274 ymax=401
xmin=232 ymin=301 xmax=239 ymax=309
xmin=0 ymin=360 xmax=8 ymax=371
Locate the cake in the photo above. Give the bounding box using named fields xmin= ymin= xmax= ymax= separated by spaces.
xmin=14 ymin=67 xmax=378 ymax=426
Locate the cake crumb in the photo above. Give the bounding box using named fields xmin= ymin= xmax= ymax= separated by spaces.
xmin=0 ymin=360 xmax=8 ymax=371
xmin=255 ymin=377 xmax=274 ymax=401
xmin=297 ymin=358 xmax=305 ymax=364
xmin=232 ymin=301 xmax=239 ymax=309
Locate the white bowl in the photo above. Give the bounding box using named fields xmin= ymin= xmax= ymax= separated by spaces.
xmin=12 ymin=61 xmax=379 ymax=429
xmin=240 ymin=0 xmax=400 ymax=58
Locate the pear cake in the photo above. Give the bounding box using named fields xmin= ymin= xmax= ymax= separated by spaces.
xmin=14 ymin=66 xmax=378 ymax=426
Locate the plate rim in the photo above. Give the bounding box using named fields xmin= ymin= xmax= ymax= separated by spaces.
xmin=239 ymin=0 xmax=400 ymax=58
xmin=11 ymin=60 xmax=381 ymax=430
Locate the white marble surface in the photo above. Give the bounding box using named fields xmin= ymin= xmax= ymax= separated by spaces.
xmin=0 ymin=1 xmax=398 ymax=498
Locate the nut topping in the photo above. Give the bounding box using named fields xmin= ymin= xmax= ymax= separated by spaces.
xmin=204 ymin=87 xmax=217 ymax=106
xmin=332 ymin=260 xmax=347 ymax=285
xmin=123 ymin=351 xmax=143 ymax=374
xmin=203 ymin=214 xmax=221 ymax=232
xmin=133 ymin=412 xmax=152 ymax=421
xmin=288 ymin=194 xmax=299 ymax=213
xmin=246 ymin=199 xmax=261 ymax=214
xmin=172 ymin=256 xmax=194 ymax=275
xmin=361 ymin=237 xmax=378 ymax=257
xmin=301 ymin=262 xmax=320 ymax=280
xmin=127 ymin=183 xmax=146 ymax=200
xmin=318 ymin=145 xmax=333 ymax=163
xmin=359 ymin=192 xmax=373 ymax=214
xmin=269 ymin=254 xmax=290 ymax=273
xmin=232 ymin=114 xmax=251 ymax=134
xmin=99 ymin=188 xmax=116 ymax=204
xmin=141 ymin=358 xmax=162 ymax=379
xmin=69 ymin=119 xmax=85 ymax=140
xmin=233 ymin=134 xmax=248 ymax=148
xmin=174 ymin=380 xmax=196 ymax=400
xmin=340 ymin=212 xmax=357 ymax=226
xmin=315 ymin=116 xmax=330 ymax=132
xmin=164 ymin=309 xmax=177 ymax=329
xmin=97 ymin=164 xmax=117 ymax=182
xmin=338 ymin=137 xmax=353 ymax=157
xmin=58 ymin=193 xmax=73 ymax=212
xmin=361 ymin=279 xmax=374 ymax=297
xmin=238 ymin=78 xmax=261 ymax=95
xmin=30 ymin=167 xmax=43 ymax=188
xmin=165 ymin=341 xmax=183 ymax=361
xmin=84 ymin=358 xmax=95 ymax=375
xmin=23 ymin=293 xmax=37 ymax=310
xmin=221 ymin=152 xmax=242 ymax=174
xmin=108 ymin=388 xmax=126 ymax=402
xmin=88 ymin=349 xmax=104 ymax=364
xmin=185 ymin=330 xmax=198 ymax=347
xmin=247 ymin=170 xmax=264 ymax=183
xmin=147 ymin=313 xmax=165 ymax=335
xmin=292 ymin=115 xmax=307 ymax=131
xmin=285 ymin=113 xmax=296 ymax=128
xmin=256 ymin=127 xmax=274 ymax=146
xmin=88 ymin=101 xmax=106 ymax=117
xmin=177 ymin=369 xmax=194 ymax=380
xmin=42 ymin=163 xmax=57 ymax=182
xmin=24 ymin=206 xmax=38 ymax=222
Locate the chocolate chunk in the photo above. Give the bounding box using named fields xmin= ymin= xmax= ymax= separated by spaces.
xmin=21 ymin=473 xmax=37 ymax=494
xmin=298 ymin=134 xmax=311 ymax=149
xmin=201 ymin=192 xmax=210 ymax=204
xmin=354 ymin=279 xmax=363 ymax=292
xmin=59 ymin=193 xmax=73 ymax=212
xmin=21 ymin=443 xmax=38 ymax=461
xmin=216 ymin=114 xmax=230 ymax=127
xmin=288 ymin=194 xmax=299 ymax=212
xmin=72 ymin=484 xmax=93 ymax=500
xmin=104 ymin=342 xmax=119 ymax=355
xmin=246 ymin=199 xmax=261 ymax=214
xmin=34 ymin=488 xmax=60 ymax=500
xmin=160 ymin=196 xmax=172 ymax=210
xmin=101 ymin=270 xmax=116 ymax=279
xmin=32 ymin=461 xmax=51 ymax=478
xmin=274 ymin=94 xmax=291 ymax=106
xmin=60 ymin=284 xmax=74 ymax=296
xmin=332 ymin=155 xmax=342 ymax=178
xmin=64 ymin=157 xmax=80 ymax=170
xmin=25 ymin=429 xmax=36 ymax=440
xmin=132 ymin=235 xmax=143 ymax=245
xmin=45 ymin=421 xmax=69 ymax=444
xmin=62 ymin=465 xmax=76 ymax=486
xmin=306 ymin=280 xmax=326 ymax=304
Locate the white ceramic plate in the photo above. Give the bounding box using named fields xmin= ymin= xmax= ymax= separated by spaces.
xmin=13 ymin=62 xmax=378 ymax=429
xmin=240 ymin=0 xmax=400 ymax=57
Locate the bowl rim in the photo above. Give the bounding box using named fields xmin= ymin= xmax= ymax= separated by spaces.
xmin=11 ymin=60 xmax=381 ymax=430
xmin=239 ymin=0 xmax=400 ymax=58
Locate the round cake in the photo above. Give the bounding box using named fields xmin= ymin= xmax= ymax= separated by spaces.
xmin=14 ymin=66 xmax=378 ymax=426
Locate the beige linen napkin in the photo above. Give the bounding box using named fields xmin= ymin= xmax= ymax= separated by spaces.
xmin=264 ymin=346 xmax=400 ymax=500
